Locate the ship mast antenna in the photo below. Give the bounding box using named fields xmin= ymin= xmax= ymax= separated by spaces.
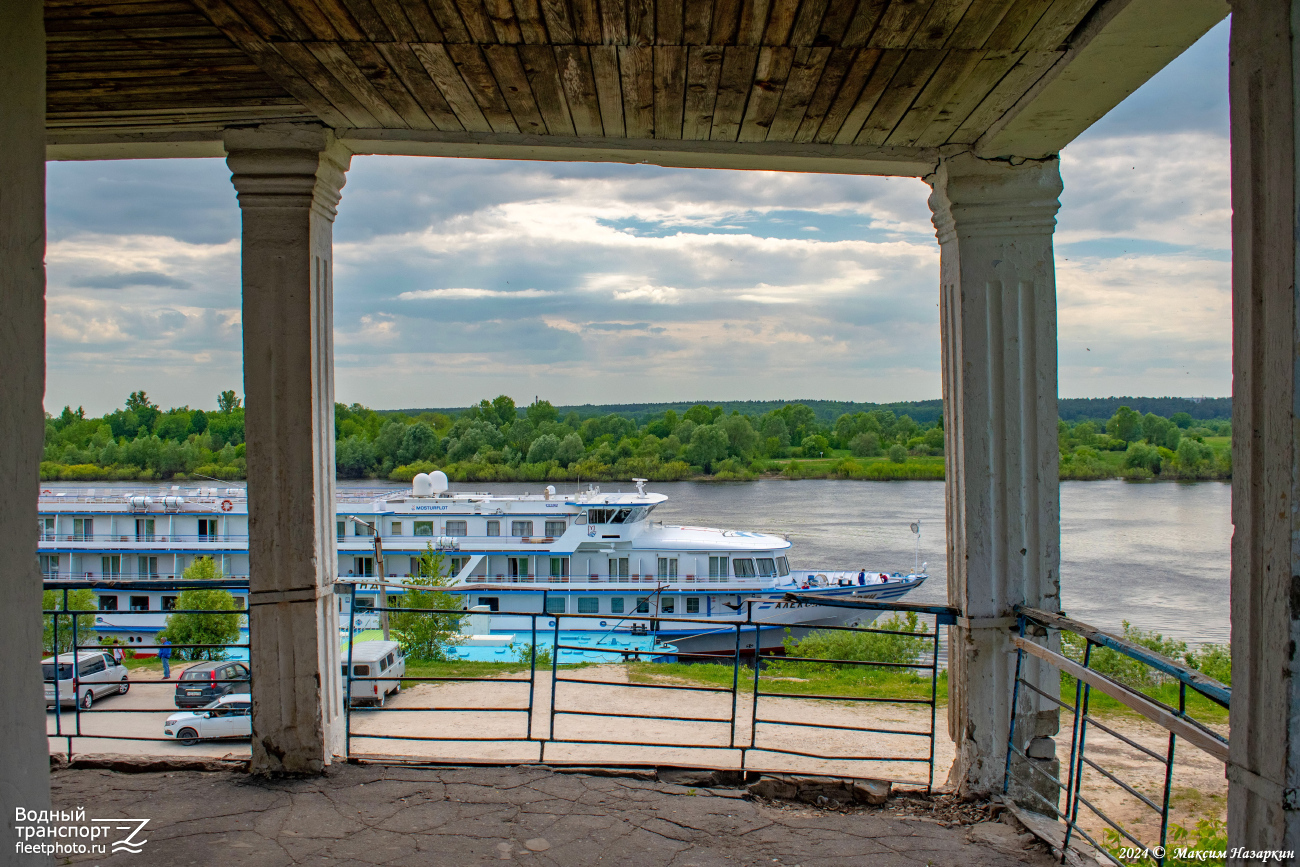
xmin=909 ymin=521 xmax=921 ymax=573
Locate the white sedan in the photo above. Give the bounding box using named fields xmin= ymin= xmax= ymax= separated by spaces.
xmin=163 ymin=693 xmax=251 ymax=745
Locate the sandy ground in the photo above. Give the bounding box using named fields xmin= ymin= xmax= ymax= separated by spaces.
xmin=50 ymin=663 xmax=1227 ymax=851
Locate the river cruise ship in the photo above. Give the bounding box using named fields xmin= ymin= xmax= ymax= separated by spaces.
xmin=37 ymin=472 xmax=926 ymax=653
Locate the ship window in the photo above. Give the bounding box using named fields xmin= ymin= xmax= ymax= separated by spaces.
xmin=161 ymin=596 xmax=177 ymax=611
xmin=545 ymin=597 xmax=565 ymax=614
xmin=609 ymin=558 xmax=629 ymax=579
xmin=776 ymin=557 xmax=790 ymax=577
xmin=657 ymin=558 xmax=678 ymax=579
xmin=635 ymin=597 xmax=650 ymax=614
xmin=73 ymin=517 xmax=93 ymax=540
xmin=99 ymin=596 xmax=118 ymax=611
xmin=733 ymin=559 xmax=756 ymax=579
xmin=353 ymin=597 xmax=375 ymax=610
xmin=414 ymin=521 xmax=433 ymax=536
xmin=129 ymin=596 xmax=149 ymax=612
xmin=611 ymin=508 xmax=632 ymax=524
xmin=101 ymin=555 xmax=121 ymax=577
xmin=198 ymin=518 xmax=219 ymax=539
xmin=686 ymin=597 xmax=700 ymax=614
xmin=445 ymin=520 xmax=467 ymax=537
xmin=610 ymin=597 xmax=625 ymax=614
xmin=40 ymin=517 xmax=54 ymax=540
xmin=577 ymin=597 xmax=599 ymax=614
xmin=337 ymin=520 xmax=346 ymax=538
xmin=511 ymin=520 xmax=533 ymax=537
xmin=549 ymin=557 xmax=569 ymax=579
xmin=391 ymin=522 xmax=402 ymax=535
xmin=486 ymin=520 xmax=500 ymax=537
xmin=661 ymin=597 xmax=675 ymax=614
xmin=587 ymin=509 xmax=610 ymax=524
xmin=757 ymin=558 xmax=777 ymax=578
xmin=544 ymin=520 xmax=566 ymax=536
xmin=477 ymin=597 xmax=499 ymax=612
xmin=708 ymin=557 xmax=728 ymax=579
xmin=354 ymin=521 xmax=374 ymax=536
xmin=40 ymin=555 xmax=58 ymax=577
xmin=135 ymin=518 xmax=154 ymax=541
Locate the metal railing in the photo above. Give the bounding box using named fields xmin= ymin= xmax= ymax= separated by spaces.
xmin=42 ymin=579 xmax=251 ymax=762
xmin=1004 ymin=606 xmax=1229 ymax=866
xmin=342 ymin=579 xmax=958 ymax=786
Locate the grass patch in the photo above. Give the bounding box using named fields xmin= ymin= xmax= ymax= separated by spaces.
xmin=402 ymin=659 xmax=593 ymax=682
xmin=1059 ymin=674 xmax=1229 ymax=727
xmin=626 ymin=660 xmax=949 ymax=704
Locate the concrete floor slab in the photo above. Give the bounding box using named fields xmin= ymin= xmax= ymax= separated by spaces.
xmin=44 ymin=763 xmax=1060 ymax=866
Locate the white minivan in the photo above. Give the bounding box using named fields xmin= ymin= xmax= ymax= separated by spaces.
xmin=342 ymin=640 xmax=405 ymax=707
xmin=43 ymin=651 xmax=129 ymax=709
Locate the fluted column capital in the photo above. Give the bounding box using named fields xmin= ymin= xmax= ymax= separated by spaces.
xmin=925 ymin=152 xmax=1063 ymax=246
xmin=224 ymin=124 xmax=352 ymax=219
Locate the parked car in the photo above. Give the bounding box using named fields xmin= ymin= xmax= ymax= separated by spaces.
xmin=43 ymin=650 xmax=129 ymax=709
xmin=174 ymin=660 xmax=250 ymax=708
xmin=163 ymin=693 xmax=252 ymax=745
xmin=342 ymin=640 xmax=405 ymax=707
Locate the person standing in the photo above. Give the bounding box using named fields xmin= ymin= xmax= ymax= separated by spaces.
xmin=158 ymin=636 xmax=171 ymax=680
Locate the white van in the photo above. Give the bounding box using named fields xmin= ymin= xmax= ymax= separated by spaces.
xmin=342 ymin=640 xmax=405 ymax=707
xmin=43 ymin=651 xmax=129 ymax=709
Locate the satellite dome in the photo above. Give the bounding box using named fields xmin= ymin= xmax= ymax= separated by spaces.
xmin=430 ymin=470 xmax=449 ymax=494
xmin=412 ymin=473 xmax=433 ymax=496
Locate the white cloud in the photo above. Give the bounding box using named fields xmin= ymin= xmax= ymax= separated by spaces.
xmin=398 ymin=287 xmax=555 ymax=300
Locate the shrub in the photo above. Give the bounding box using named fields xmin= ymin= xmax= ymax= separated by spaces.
xmin=887 ymin=443 xmax=908 ymax=463
xmin=849 ymin=432 xmax=882 ymax=457
xmin=775 ymin=612 xmax=930 ymax=674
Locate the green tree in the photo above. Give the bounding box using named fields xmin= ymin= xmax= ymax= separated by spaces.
xmin=165 ymin=557 xmax=243 ymax=661
xmin=526 ymin=399 xmax=559 ymax=426
xmin=527 ymin=433 xmax=560 ymax=464
xmin=217 ymin=390 xmax=242 ymax=413
xmin=388 ymin=544 xmax=463 ymax=661
xmin=42 ymin=589 xmax=97 ymax=654
xmin=554 ymin=432 xmax=585 ymax=467
xmin=849 ymin=432 xmax=882 ymax=457
xmin=686 ymin=424 xmax=730 ymax=472
xmin=718 ymin=413 xmax=758 ymax=459
xmin=1106 ymin=406 xmax=1143 ymax=443
xmin=491 ymin=395 xmax=517 ymax=426
xmin=887 ymin=443 xmax=908 ymax=463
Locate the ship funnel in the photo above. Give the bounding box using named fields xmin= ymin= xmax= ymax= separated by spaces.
xmin=412 ymin=473 xmax=434 ymax=497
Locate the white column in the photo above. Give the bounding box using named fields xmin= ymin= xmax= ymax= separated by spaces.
xmin=0 ymin=0 xmax=52 ymax=845
xmin=225 ymin=124 xmax=351 ymax=774
xmin=926 ymin=152 xmax=1063 ymax=796
xmin=1226 ymin=0 xmax=1300 ymax=854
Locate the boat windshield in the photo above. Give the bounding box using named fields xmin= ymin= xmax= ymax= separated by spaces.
xmin=42 ymin=663 xmax=74 ymax=682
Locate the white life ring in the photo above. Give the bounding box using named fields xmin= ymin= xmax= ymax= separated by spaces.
xmin=221 ymin=499 xmax=233 ymax=512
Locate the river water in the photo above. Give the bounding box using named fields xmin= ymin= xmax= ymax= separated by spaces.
xmin=49 ymin=478 xmax=1233 ymax=645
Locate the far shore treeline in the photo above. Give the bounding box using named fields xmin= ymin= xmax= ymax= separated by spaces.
xmin=40 ymin=391 xmax=1232 ymax=484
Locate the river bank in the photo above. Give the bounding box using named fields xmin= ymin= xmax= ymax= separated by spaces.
xmin=40 ymin=442 xmax=1231 ymax=484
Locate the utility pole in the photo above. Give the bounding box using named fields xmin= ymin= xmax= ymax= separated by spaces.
xmin=349 ymin=516 xmax=389 ymax=640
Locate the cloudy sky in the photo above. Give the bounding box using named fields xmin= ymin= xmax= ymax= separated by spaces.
xmin=45 ymin=21 xmax=1230 ymax=416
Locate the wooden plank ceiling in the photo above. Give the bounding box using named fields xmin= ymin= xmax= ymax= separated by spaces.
xmin=47 ymin=0 xmax=1100 ymax=147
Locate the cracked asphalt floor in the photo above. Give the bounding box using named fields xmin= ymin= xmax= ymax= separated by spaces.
xmin=49 ymin=764 xmax=1052 ymax=866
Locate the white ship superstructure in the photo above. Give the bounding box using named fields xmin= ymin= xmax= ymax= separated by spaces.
xmin=37 ymin=472 xmax=926 ymax=651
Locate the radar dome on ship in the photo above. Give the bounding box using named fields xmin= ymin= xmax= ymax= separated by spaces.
xmin=411 ymin=470 xmax=449 ymax=497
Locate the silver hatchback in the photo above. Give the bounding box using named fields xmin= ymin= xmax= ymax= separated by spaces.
xmin=43 ymin=651 xmax=129 ymax=709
